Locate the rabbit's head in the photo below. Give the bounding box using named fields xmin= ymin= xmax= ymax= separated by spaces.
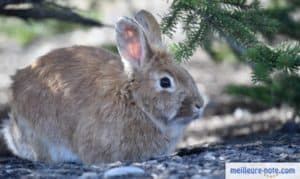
xmin=116 ymin=10 xmax=205 ymax=131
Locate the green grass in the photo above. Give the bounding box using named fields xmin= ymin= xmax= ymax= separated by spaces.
xmin=0 ymin=17 xmax=82 ymax=45
xmin=0 ymin=9 xmax=103 ymax=45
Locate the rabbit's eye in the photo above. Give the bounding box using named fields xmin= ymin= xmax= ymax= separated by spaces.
xmin=160 ymin=77 xmax=171 ymax=88
xmin=154 ymin=73 xmax=175 ymax=92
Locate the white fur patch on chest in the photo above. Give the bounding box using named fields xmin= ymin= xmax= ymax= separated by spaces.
xmin=165 ymin=124 xmax=185 ymax=154
xmin=168 ymin=123 xmax=185 ymax=139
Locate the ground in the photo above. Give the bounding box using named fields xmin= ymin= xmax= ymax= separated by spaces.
xmin=0 ymin=131 xmax=299 ymax=178
xmin=0 ymin=1 xmax=299 ymax=178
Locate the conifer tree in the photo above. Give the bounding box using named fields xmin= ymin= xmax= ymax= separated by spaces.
xmin=161 ymin=0 xmax=300 ymax=120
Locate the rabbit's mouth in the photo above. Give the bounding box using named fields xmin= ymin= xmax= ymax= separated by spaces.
xmin=168 ymin=110 xmax=203 ymax=125
xmin=168 ymin=102 xmax=204 ymax=125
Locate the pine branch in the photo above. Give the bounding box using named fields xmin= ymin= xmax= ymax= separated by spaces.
xmin=161 ymin=0 xmax=276 ymax=61
xmin=163 ymin=0 xmax=300 ymax=115
xmin=263 ymin=7 xmax=300 ymax=40
xmin=230 ymin=42 xmax=300 ymax=110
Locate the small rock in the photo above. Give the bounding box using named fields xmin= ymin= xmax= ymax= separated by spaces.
xmin=79 ymin=172 xmax=99 ymax=179
xmin=172 ymin=156 xmax=183 ymax=162
xmin=234 ymin=108 xmax=250 ymax=119
xmin=145 ymin=159 xmax=158 ymax=164
xmin=107 ymin=161 xmax=122 ymax=167
xmin=191 ymin=174 xmax=202 ymax=179
xmin=203 ymin=152 xmax=216 ymax=160
xmin=279 ymin=153 xmax=288 ymax=159
xmin=270 ymin=147 xmax=295 ymax=154
xmin=103 ymin=166 xmax=145 ymax=178
xmin=167 ymin=162 xmax=187 ymax=169
xmin=219 ymin=156 xmax=226 ymax=161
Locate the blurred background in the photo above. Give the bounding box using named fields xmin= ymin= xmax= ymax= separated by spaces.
xmin=0 ymin=0 xmax=299 ymax=149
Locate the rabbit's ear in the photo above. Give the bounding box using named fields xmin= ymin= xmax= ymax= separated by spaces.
xmin=116 ymin=17 xmax=151 ymax=70
xmin=134 ymin=10 xmax=162 ymax=47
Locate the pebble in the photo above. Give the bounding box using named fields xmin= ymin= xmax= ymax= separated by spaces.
xmin=191 ymin=174 xmax=202 ymax=179
xmin=218 ymin=156 xmax=226 ymax=161
xmin=270 ymin=146 xmax=295 ymax=154
xmin=79 ymin=172 xmax=98 ymax=179
xmin=103 ymin=166 xmax=145 ymax=178
xmin=172 ymin=156 xmax=183 ymax=162
xmin=279 ymin=153 xmax=288 ymax=159
xmin=203 ymin=152 xmax=216 ymax=160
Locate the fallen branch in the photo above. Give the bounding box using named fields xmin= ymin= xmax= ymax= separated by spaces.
xmin=0 ymin=0 xmax=113 ymax=28
xmin=0 ymin=0 xmax=43 ymax=8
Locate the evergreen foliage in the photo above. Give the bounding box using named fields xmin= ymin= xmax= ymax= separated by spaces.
xmin=162 ymin=0 xmax=300 ymax=118
xmin=227 ymin=43 xmax=300 ymax=115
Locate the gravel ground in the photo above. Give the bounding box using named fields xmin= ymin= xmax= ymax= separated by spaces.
xmin=0 ymin=1 xmax=298 ymax=178
xmin=0 ymin=131 xmax=299 ymax=178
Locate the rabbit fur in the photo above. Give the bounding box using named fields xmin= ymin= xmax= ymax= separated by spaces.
xmin=2 ymin=10 xmax=205 ymax=164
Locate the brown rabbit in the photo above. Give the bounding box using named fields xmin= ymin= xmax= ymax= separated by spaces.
xmin=2 ymin=10 xmax=205 ymax=164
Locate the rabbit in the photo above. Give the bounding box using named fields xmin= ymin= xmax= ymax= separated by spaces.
xmin=1 ymin=10 xmax=205 ymax=164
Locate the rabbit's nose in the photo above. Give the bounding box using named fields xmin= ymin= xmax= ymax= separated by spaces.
xmin=193 ymin=103 xmax=202 ymax=113
xmin=193 ymin=98 xmax=205 ymax=115
xmin=193 ymin=104 xmax=202 ymax=113
xmin=195 ymin=103 xmax=201 ymax=109
xmin=194 ymin=98 xmax=204 ymax=110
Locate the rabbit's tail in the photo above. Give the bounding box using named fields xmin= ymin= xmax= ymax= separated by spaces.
xmin=0 ymin=104 xmax=12 ymax=156
xmin=0 ymin=75 xmax=13 ymax=156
